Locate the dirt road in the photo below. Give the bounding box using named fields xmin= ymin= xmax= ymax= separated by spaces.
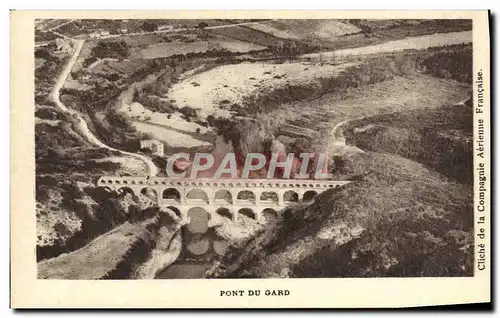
xmin=327 ymin=94 xmax=472 ymax=153
xmin=301 ymin=30 xmax=472 ymax=61
xmin=50 ymin=39 xmax=159 ymax=176
xmin=98 ymin=20 xmax=275 ymax=40
xmin=48 ymin=19 xmax=76 ymax=32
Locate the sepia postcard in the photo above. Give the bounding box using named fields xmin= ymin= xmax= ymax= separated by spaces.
xmin=10 ymin=10 xmax=490 ymax=308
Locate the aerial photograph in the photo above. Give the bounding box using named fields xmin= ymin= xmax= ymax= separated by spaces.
xmin=34 ymin=18 xmax=473 ymax=279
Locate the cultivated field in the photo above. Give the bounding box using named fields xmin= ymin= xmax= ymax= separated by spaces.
xmin=131 ymin=120 xmax=211 ymax=149
xmin=55 ymin=19 xmax=231 ymax=38
xmin=90 ymin=59 xmax=150 ymax=76
xmin=246 ymin=20 xmax=361 ymax=41
xmin=209 ymin=25 xmax=293 ymax=47
xmin=130 ymin=39 xmax=266 ymax=59
xmin=302 ymin=30 xmax=473 ymax=61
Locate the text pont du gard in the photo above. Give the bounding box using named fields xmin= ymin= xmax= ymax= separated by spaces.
xmin=220 ymin=290 xmax=290 ymax=297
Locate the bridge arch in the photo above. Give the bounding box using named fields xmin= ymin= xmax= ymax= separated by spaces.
xmin=303 ymin=190 xmax=318 ymax=203
xmin=213 ymin=240 xmax=229 ymax=256
xmin=118 ymin=187 xmax=135 ymax=196
xmin=260 ymin=191 xmax=279 ymax=205
xmin=99 ymin=186 xmax=113 ymax=193
xmin=186 ymin=189 xmax=209 ymax=204
xmin=262 ymin=208 xmax=278 ymax=223
xmin=166 ymin=206 xmax=182 ymax=218
xmin=238 ymin=207 xmax=256 ymax=220
xmin=216 ymin=207 xmax=233 ymax=220
xmin=214 ymin=189 xmax=233 ymax=204
xmin=140 ymin=187 xmax=158 ymax=201
xmin=283 ymin=190 xmax=299 ymax=203
xmin=237 ymin=190 xmax=256 ymax=205
xmin=162 ymin=188 xmax=181 ymax=202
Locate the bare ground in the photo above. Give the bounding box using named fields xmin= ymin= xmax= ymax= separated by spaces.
xmin=274 ymin=74 xmax=470 ymax=155
xmin=38 ymin=217 xmax=161 ymax=279
xmin=167 ymin=61 xmax=356 ymax=118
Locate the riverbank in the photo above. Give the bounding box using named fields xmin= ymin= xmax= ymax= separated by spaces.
xmin=135 ymin=222 xmax=183 ymax=279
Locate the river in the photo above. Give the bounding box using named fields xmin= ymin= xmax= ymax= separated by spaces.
xmin=157 ymin=263 xmax=213 ymax=279
xmin=50 ymin=39 xmax=159 ymax=177
xmin=156 ymin=210 xmax=226 ymax=279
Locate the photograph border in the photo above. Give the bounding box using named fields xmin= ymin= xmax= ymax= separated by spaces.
xmin=11 ymin=10 xmax=491 ymax=308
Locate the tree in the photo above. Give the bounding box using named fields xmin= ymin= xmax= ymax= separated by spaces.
xmin=35 ymin=48 xmax=52 ymax=60
xmin=92 ymin=40 xmax=129 ymax=59
xmin=206 ymin=115 xmax=215 ymax=126
xmin=106 ymin=73 xmax=120 ymax=82
xmin=273 ymin=41 xmax=285 ymax=55
xmin=198 ymin=22 xmax=209 ymax=29
xmin=142 ymin=21 xmax=158 ymax=32
xmin=288 ymin=41 xmax=297 ymax=56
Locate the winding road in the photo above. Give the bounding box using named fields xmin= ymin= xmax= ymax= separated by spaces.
xmin=50 ymin=39 xmax=159 ymax=176
xmin=47 ymin=24 xmax=472 ymax=177
xmin=97 ymin=20 xmax=275 ymax=39
xmin=328 ymin=94 xmax=471 ymax=151
xmin=46 ymin=20 xmax=281 ymax=177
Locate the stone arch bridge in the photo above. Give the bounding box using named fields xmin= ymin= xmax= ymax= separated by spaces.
xmin=96 ymin=176 xmax=350 ymax=224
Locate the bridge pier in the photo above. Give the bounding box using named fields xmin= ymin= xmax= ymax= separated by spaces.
xmin=277 ymin=192 xmax=284 ymax=205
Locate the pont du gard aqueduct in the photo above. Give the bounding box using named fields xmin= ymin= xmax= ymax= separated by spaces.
xmin=97 ymin=176 xmax=350 ymax=223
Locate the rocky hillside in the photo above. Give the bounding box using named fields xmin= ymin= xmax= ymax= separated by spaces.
xmin=38 ymin=209 xmax=182 ymax=279
xmin=207 ymin=94 xmax=473 ymax=278
xmin=344 ymin=101 xmax=473 ymax=184
xmin=207 ymin=151 xmax=473 ymax=278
